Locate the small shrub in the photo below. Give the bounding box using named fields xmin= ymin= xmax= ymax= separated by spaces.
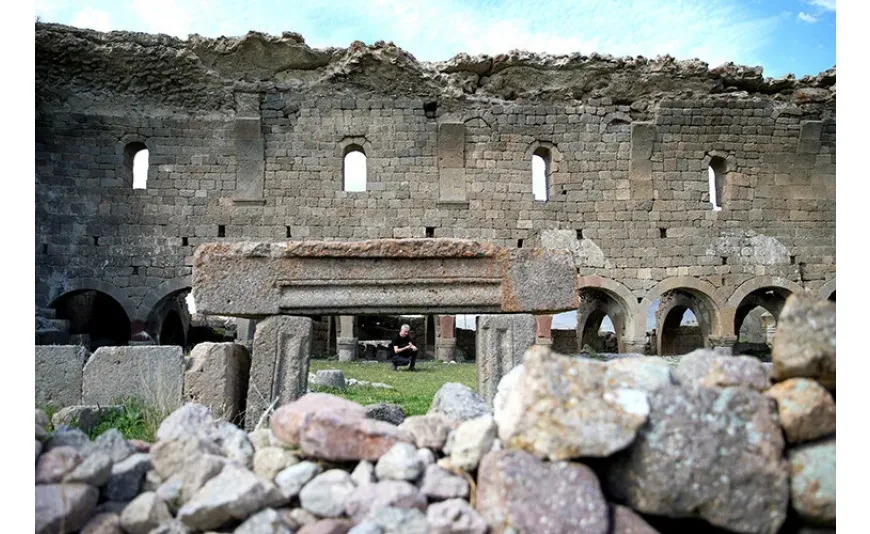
xmin=87 ymin=398 xmax=167 ymax=442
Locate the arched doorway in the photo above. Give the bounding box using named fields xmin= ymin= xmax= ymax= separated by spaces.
xmin=577 ymin=287 xmax=631 ymax=353
xmin=49 ymin=289 xmax=132 ymax=349
xmin=145 ymin=288 xmax=192 ymax=348
xmin=654 ymin=289 xmax=717 ymax=356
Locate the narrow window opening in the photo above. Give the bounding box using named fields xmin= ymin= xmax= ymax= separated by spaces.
xmin=132 ymin=266 xmax=139 ymax=275
xmin=124 ymin=142 xmax=149 ymax=189
xmin=532 ymin=148 xmax=550 ymax=201
xmin=343 ymin=145 xmax=367 ymax=192
xmin=286 ymin=226 xmax=292 ymax=238
xmin=517 ymin=239 xmax=524 ymax=248
xmin=708 ymin=156 xmax=726 ymax=211
xmin=93 ymin=236 xmax=99 ymax=246
xmin=426 ymin=227 xmax=435 ymax=238
xmin=218 ymin=225 xmax=226 ymax=238
xmin=576 ymin=229 xmax=583 ymax=240
xmin=659 ymin=228 xmax=667 ymax=238
xmin=721 ymin=256 xmax=728 ymax=265
xmin=424 ymin=102 xmax=437 ymax=119
xmin=182 ymin=237 xmax=189 ymax=246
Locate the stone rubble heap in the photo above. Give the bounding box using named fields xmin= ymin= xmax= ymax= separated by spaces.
xmin=35 ymin=294 xmax=835 ymax=533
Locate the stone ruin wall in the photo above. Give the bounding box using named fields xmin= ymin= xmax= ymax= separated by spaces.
xmin=35 ymin=23 xmax=836 ymax=346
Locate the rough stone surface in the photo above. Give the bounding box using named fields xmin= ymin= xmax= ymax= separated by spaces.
xmin=361 ymin=506 xmax=430 ymax=534
xmin=612 ymin=505 xmax=660 ymax=534
xmin=298 ymin=469 xmax=356 ymax=518
xmin=64 ymin=450 xmax=113 ymax=487
xmin=477 ymin=450 xmax=609 ymax=534
xmin=607 ymin=385 xmax=789 ymax=534
xmin=106 ymin=452 xmax=151 ymax=501
xmin=765 ymin=378 xmax=836 ymax=444
xmin=347 ymin=523 xmax=384 ymax=534
xmin=149 ymin=519 xmax=193 ymax=533
xmin=36 ymin=440 xmax=42 ymax=463
xmin=35 ymin=345 xmax=87 ymax=409
xmin=350 ymin=460 xmax=377 ymax=487
xmin=180 ymin=453 xmax=228 ymax=504
xmin=345 ymin=480 xmax=427 ymax=522
xmin=603 ymin=357 xmax=675 ymax=392
xmin=94 ymin=428 xmax=137 ymax=463
xmin=283 ymin=507 xmax=319 ymax=530
xmin=364 ymin=403 xmax=405 ymax=426
xmin=156 ymin=403 xmax=215 ymax=442
xmin=299 ymin=410 xmax=415 ymax=462
xmin=184 ymin=342 xmax=251 ymax=422
xmin=83 ymin=346 xmax=184 ymax=411
xmin=427 ymin=498 xmax=487 ymax=534
xmin=375 ymin=442 xmax=424 ymax=481
xmin=275 ymin=461 xmax=323 ymax=499
xmin=150 ymin=435 xmax=221 ymax=482
xmin=177 ymin=463 xmax=283 ymax=530
xmin=417 ymin=447 xmax=435 ymax=466
xmin=253 ymin=446 xmax=299 ymax=481
xmin=80 ymin=512 xmax=123 ymax=534
xmin=297 ymin=519 xmax=355 ymax=534
xmin=419 ymin=464 xmax=470 ymax=500
xmin=399 ymin=414 xmax=452 ymax=450
xmin=36 ymin=408 xmax=49 ymax=427
xmin=428 ymin=383 xmax=490 ymax=423
xmin=450 ymin=415 xmax=497 ymax=471
xmin=234 ymin=508 xmax=294 ymax=534
xmin=313 ymin=370 xmax=346 ymax=390
xmin=675 ymin=349 xmax=770 ymax=391
xmin=120 ymin=492 xmax=173 ymax=534
xmin=247 ymin=315 xmax=314 ymax=431
xmin=213 ymin=420 xmax=255 ymax=468
xmin=156 ymin=474 xmax=183 ymax=509
xmin=52 ymin=405 xmax=124 ymax=435
xmin=789 ymin=439 xmax=836 ymax=526
xmin=496 ymin=346 xmax=649 ymax=459
xmin=35 ymin=483 xmax=99 ymax=534
xmin=772 ymin=294 xmax=836 ymax=389
xmin=476 ymin=314 xmax=537 ymax=404
xmin=271 ymin=393 xmax=368 ymax=446
xmin=36 ymin=445 xmax=82 ymax=484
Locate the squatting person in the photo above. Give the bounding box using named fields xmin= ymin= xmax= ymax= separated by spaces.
xmin=390 ymin=324 xmax=418 ymax=371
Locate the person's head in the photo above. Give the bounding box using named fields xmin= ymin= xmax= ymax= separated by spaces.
xmin=400 ymin=324 xmax=411 ymax=337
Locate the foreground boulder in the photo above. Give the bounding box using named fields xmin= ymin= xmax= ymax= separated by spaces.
xmin=607 ymin=385 xmax=789 ymax=534
xmin=476 ymin=450 xmax=609 ymax=534
xmin=675 ymin=349 xmax=770 ymax=391
xmin=36 ymin=483 xmax=99 ymax=534
xmin=789 ymin=439 xmax=836 ymax=526
xmin=772 ymin=294 xmax=836 ymax=389
xmin=765 ymin=378 xmax=836 ymax=444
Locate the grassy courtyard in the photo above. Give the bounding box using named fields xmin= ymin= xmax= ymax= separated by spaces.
xmin=308 ymin=359 xmax=477 ymax=416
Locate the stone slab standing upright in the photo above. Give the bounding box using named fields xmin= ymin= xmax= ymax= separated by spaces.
xmin=337 ymin=315 xmax=358 ymax=362
xmin=476 ymin=315 xmax=536 ymax=405
xmin=35 ymin=345 xmax=88 ymax=409
xmin=184 ymin=342 xmax=251 ymax=423
xmin=82 ymin=346 xmax=184 ymax=412
xmin=246 ymin=315 xmax=313 ymax=431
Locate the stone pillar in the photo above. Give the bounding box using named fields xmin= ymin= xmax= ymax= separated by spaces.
xmin=184 ymin=343 xmax=251 ymax=424
xmin=245 ymin=315 xmax=313 ymax=431
xmin=337 ymin=315 xmax=358 ymax=362
xmin=708 ymin=335 xmax=738 ymax=355
xmin=476 ymin=314 xmax=536 ymax=406
xmin=622 ymin=337 xmax=649 ymax=356
xmin=236 ymin=318 xmax=257 ymax=350
xmin=534 ymin=315 xmax=553 ymax=346
xmin=436 ymin=315 xmax=456 ymax=362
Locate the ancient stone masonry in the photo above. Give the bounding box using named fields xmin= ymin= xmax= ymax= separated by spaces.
xmin=36 ymin=23 xmax=835 ymax=350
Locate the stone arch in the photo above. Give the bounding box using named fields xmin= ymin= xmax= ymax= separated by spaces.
xmin=726 ymin=276 xmax=804 ymax=338
xmin=116 ymin=133 xmax=154 ymax=188
xmin=136 ymin=276 xmax=192 ymax=322
xmin=636 ymin=276 xmax=725 ymax=341
xmin=48 ymin=285 xmax=133 ymax=348
xmin=818 ymin=278 xmax=836 ymax=301
xmin=726 ymin=276 xmax=805 ymax=309
xmin=576 ymin=276 xmax=637 ymax=353
xmin=656 ymin=292 xmax=706 ymax=355
xmin=48 ymin=278 xmax=138 ymax=323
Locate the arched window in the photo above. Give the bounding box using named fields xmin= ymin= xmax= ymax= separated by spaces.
xmin=343 ymin=146 xmax=367 ymax=192
xmin=708 ymin=156 xmax=726 ymax=211
xmin=532 ymin=147 xmax=550 ymax=201
xmin=124 ymin=142 xmax=149 ymax=189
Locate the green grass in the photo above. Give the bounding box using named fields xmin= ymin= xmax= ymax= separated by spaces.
xmin=308 ymin=360 xmax=477 ymax=416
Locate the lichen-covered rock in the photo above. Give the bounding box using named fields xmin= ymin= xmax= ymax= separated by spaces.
xmin=345 ymin=480 xmax=427 ymax=522
xmin=476 ymin=450 xmax=609 ymax=534
xmin=419 ymin=464 xmax=469 ymax=500
xmin=299 ymin=469 xmax=356 ymax=518
xmin=36 ymin=483 xmax=99 ymax=534
xmin=675 ymin=349 xmax=769 ymax=391
xmin=603 ymin=357 xmax=674 ymax=392
xmin=275 ymin=461 xmax=323 ymax=499
xmin=427 ymin=498 xmax=487 ymax=534
xmin=765 ymin=378 xmax=836 ymax=444
xmin=120 ymin=492 xmax=173 ymax=534
xmin=398 ymin=414 xmax=452 ymax=450
xmin=234 ymin=508 xmax=294 ymax=534
xmin=375 ymin=442 xmax=424 ymax=481
xmin=450 ymin=415 xmax=497 ymax=471
xmin=297 ymin=518 xmax=355 ymax=534
xmin=365 ymin=403 xmax=405 ymax=426
xmin=772 ymin=294 xmax=836 ymax=389
xmin=36 ymin=445 xmax=82 ymax=484
xmin=495 ymin=346 xmax=649 ymax=459
xmin=361 ymin=506 xmax=429 ymax=534
xmin=607 ymin=385 xmax=789 ymax=534
xmin=789 ymin=438 xmax=836 ymax=525
xmin=253 ymin=447 xmax=299 ymax=481
xmin=428 ymin=383 xmax=490 ymax=422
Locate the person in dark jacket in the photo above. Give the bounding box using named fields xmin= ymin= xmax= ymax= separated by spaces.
xmin=390 ymin=324 xmax=418 ymax=371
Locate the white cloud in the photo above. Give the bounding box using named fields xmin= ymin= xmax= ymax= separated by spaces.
xmin=798 ymin=12 xmax=819 ymax=23
xmin=34 ymin=0 xmax=57 ymax=19
xmin=131 ymin=0 xmax=195 ymax=38
xmin=807 ymin=0 xmax=836 ymax=12
xmin=70 ymin=7 xmax=112 ymax=32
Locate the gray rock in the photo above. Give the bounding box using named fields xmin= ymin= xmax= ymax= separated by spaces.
xmin=604 ymin=356 xmax=675 ymax=392
xmin=36 ymin=345 xmax=87 ymax=409
xmin=234 ymin=508 xmax=293 ymax=534
xmin=52 ymin=405 xmax=124 ymax=434
xmin=449 ymin=415 xmax=496 ymax=471
xmin=416 ymin=448 xmax=435 ymax=466
xmin=156 ymin=474 xmax=184 ymax=511
xmin=348 ymin=523 xmax=384 ymax=534
xmin=375 ymin=442 xmax=424 ymax=481
xmin=80 ymin=512 xmax=122 ymax=534
xmin=351 ymin=460 xmax=377 ymax=487
xmin=94 ymin=428 xmax=137 ymax=463
xmin=789 ymin=438 xmax=836 ymax=525
xmin=142 ymin=469 xmax=162 ymax=492
xmin=428 ymin=383 xmax=490 ymax=422
xmin=362 ymin=506 xmax=429 ymax=534
xmin=36 ymin=483 xmax=99 ymax=534
xmin=214 ymin=421 xmax=255 ymax=469
xmin=156 ymin=403 xmax=215 ymax=442
xmin=120 ymin=492 xmax=173 ymax=534
xmin=345 ymin=480 xmax=427 ymax=522
xmin=611 ymin=504 xmax=660 ymax=534
xmin=365 ymin=403 xmax=405 ymax=425
xmin=36 ymin=445 xmax=82 ymax=484
xmin=253 ymin=447 xmax=300 ymax=481
xmin=106 ymin=452 xmax=151 ymax=502
xmin=36 ymin=423 xmax=48 ymax=440
xmin=64 ymin=450 xmax=113 ymax=487
xmin=248 ymin=428 xmax=276 ymax=451
xmin=44 ymin=427 xmax=95 ymax=456
xmin=177 ymin=464 xmax=283 ymax=530
xmin=398 ymin=414 xmax=452 ymax=450
xmin=477 ymin=450 xmax=609 ymax=534
xmin=297 ymin=519 xmax=355 ymax=533
xmin=313 ymin=369 xmax=346 ymax=390
xmin=35 ymin=440 xmax=42 ymax=463
xmin=150 ymin=436 xmax=222 ymax=481
xmin=427 ymin=498 xmax=487 ymax=534
xmin=184 ymin=342 xmax=251 ymax=423
xmin=772 ymin=294 xmax=836 ymax=389
xmin=147 ymin=519 xmax=193 ymax=533
xmin=83 ymin=346 xmax=184 ymax=410
xmin=36 ymin=408 xmax=50 ymax=428
xmin=299 ymin=469 xmax=356 ymax=518
xmin=419 ymin=464 xmax=469 ymax=500
xmin=275 ymin=461 xmax=323 ymax=499
xmin=607 ymin=385 xmax=789 ymax=534
xmin=675 ymin=349 xmax=769 ymax=391
xmin=765 ymin=378 xmax=836 ymax=444
xmin=180 ymin=454 xmax=228 ymax=504
xmin=282 ymin=507 xmax=319 ymax=530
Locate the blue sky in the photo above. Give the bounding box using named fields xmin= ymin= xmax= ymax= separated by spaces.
xmin=35 ymin=0 xmax=836 ymax=78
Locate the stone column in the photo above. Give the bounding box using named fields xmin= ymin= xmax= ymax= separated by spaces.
xmin=622 ymin=337 xmax=649 ymax=356
xmin=436 ymin=315 xmax=457 ymax=362
xmin=337 ymin=315 xmax=358 ymax=362
xmin=534 ymin=315 xmax=553 ymax=346
xmin=236 ymin=318 xmax=257 ymax=350
xmin=708 ymin=335 xmax=738 ymax=355
xmin=476 ymin=314 xmax=536 ymax=406
xmin=245 ymin=315 xmax=313 ymax=431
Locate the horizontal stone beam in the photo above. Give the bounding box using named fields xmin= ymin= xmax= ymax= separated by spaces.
xmin=193 ymin=239 xmax=579 ymax=316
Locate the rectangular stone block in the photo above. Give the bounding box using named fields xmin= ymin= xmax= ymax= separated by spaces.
xmin=439 ymin=123 xmax=467 ymax=202
xmin=798 ymin=121 xmax=823 ymax=154
xmin=35 ymin=345 xmax=88 ymax=409
xmin=192 ymin=239 xmax=579 ymax=316
xmin=82 ymin=346 xmax=184 ymax=412
xmin=184 ymin=342 xmax=251 ymax=424
xmin=233 ymin=116 xmax=265 ymax=202
xmin=439 ymin=167 xmax=467 ymax=202
xmin=246 ymin=315 xmax=313 ymax=431
xmin=476 ymin=314 xmax=536 ymax=405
